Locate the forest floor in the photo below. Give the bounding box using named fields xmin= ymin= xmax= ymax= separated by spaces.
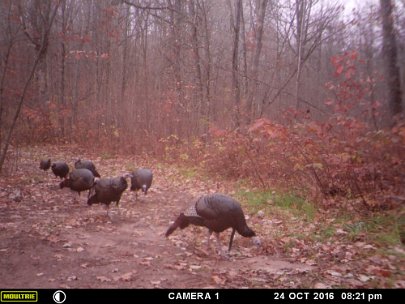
xmin=0 ymin=145 xmax=403 ymax=289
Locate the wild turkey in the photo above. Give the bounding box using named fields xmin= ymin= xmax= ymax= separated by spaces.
xmin=51 ymin=161 xmax=69 ymax=179
xmin=39 ymin=159 xmax=51 ymax=171
xmin=87 ymin=174 xmax=130 ymax=217
xmin=130 ymin=168 xmax=153 ymax=199
xmin=75 ymin=159 xmax=101 ymax=177
xmin=165 ymin=193 xmax=257 ymax=254
xmin=60 ymin=168 xmax=95 ymax=197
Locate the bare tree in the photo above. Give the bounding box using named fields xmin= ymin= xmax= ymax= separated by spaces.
xmin=380 ymin=0 xmax=403 ymax=121
xmin=2 ymin=0 xmax=399 ymax=153
xmin=0 ymin=1 xmax=60 ymax=173
xmin=246 ymin=0 xmax=268 ymax=123
xmin=18 ymin=0 xmax=56 ymax=106
xmin=286 ymin=0 xmax=341 ymax=111
xmin=228 ymin=0 xmax=243 ymax=128
xmin=0 ymin=1 xmax=21 ymax=146
xmin=188 ymin=0 xmax=204 ymax=133
xmin=59 ymin=0 xmax=68 ymax=137
xmin=199 ymin=0 xmax=213 ymax=130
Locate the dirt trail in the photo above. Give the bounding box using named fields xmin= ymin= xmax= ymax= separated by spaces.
xmin=0 ymin=146 xmax=311 ymax=288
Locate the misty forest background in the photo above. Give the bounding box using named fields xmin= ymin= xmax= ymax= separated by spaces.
xmin=0 ymin=0 xmax=404 ymax=214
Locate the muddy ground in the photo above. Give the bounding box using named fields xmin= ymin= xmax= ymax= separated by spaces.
xmin=0 ymin=146 xmax=403 ymax=288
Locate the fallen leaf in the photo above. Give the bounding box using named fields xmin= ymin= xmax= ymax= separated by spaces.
xmin=305 ymin=259 xmax=317 ymax=266
xmin=212 ymin=275 xmax=226 ymax=285
xmin=189 ymin=265 xmax=202 ymax=270
xmin=314 ymin=282 xmax=330 ymax=288
xmin=326 ymin=270 xmax=342 ymax=277
xmin=336 ymin=228 xmax=347 ymax=235
xmin=139 ymin=260 xmax=151 ymax=266
xmin=54 ymin=254 xmax=63 ymax=261
xmin=97 ymin=276 xmax=111 ymax=282
xmin=358 ymin=274 xmax=371 ymax=282
xmin=113 ymin=272 xmax=133 ymax=282
xmin=67 ymin=275 xmax=77 ymax=281
xmin=377 ymin=269 xmax=392 ymax=277
xmin=46 ymin=235 xmax=60 ymax=243
xmin=394 ymin=280 xmax=405 ymax=288
xmin=393 ymin=246 xmax=405 ymax=255
xmin=166 ymin=263 xmax=186 ymax=270
xmin=228 ymin=270 xmax=238 ymax=278
xmin=345 ymin=278 xmax=364 ymax=287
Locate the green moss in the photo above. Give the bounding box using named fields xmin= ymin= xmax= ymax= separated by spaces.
xmin=236 ymin=189 xmax=315 ymax=220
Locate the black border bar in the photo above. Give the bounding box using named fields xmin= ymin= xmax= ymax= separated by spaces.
xmin=1 ymin=289 xmax=403 ymax=304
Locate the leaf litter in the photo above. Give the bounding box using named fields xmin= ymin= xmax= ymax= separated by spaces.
xmin=0 ymin=146 xmax=403 ymax=288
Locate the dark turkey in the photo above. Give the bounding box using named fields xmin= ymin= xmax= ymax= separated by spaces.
xmin=165 ymin=193 xmax=257 ymax=254
xmin=130 ymin=168 xmax=153 ymax=198
xmin=87 ymin=174 xmax=130 ymax=217
xmin=74 ymin=159 xmax=101 ymax=177
xmin=60 ymin=168 xmax=95 ymax=197
xmin=39 ymin=159 xmax=51 ymax=171
xmin=51 ymin=161 xmax=69 ymax=179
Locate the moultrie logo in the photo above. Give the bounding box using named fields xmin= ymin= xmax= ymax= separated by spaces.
xmin=1 ymin=291 xmax=38 ymax=302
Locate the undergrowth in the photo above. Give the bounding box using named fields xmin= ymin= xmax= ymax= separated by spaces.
xmin=161 ymin=52 xmax=405 ymax=214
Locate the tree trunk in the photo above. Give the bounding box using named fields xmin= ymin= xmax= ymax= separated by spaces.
xmin=0 ymin=30 xmax=14 ymax=148
xmin=72 ymin=3 xmax=91 ymax=131
xmin=59 ymin=0 xmax=67 ymax=137
xmin=142 ymin=13 xmax=150 ymax=132
xmin=169 ymin=0 xmax=186 ymax=136
xmin=200 ymin=0 xmax=212 ymax=132
xmin=246 ymin=0 xmax=268 ymax=123
xmin=188 ymin=0 xmax=204 ymax=134
xmin=229 ymin=0 xmax=243 ymax=128
xmin=240 ymin=3 xmax=248 ymax=102
xmin=295 ymin=0 xmax=305 ymax=110
xmin=380 ymin=0 xmax=403 ymax=121
xmin=120 ymin=5 xmax=130 ymax=131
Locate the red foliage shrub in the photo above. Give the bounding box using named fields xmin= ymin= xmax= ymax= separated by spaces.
xmin=167 ymin=51 xmax=405 ymax=211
